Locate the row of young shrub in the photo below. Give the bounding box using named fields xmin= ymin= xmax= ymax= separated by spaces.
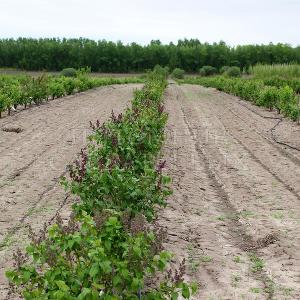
xmin=6 ymin=69 xmax=197 ymax=299
xmin=261 ymin=76 xmax=300 ymax=94
xmin=0 ymin=71 xmax=144 ymax=118
xmin=182 ymin=76 xmax=300 ymax=121
xmin=199 ymin=66 xmax=241 ymax=77
xmin=249 ymin=64 xmax=300 ymax=79
xmin=169 ymin=66 xmax=241 ymax=79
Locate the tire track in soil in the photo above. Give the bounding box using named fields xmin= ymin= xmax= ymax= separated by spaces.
xmin=182 ymin=86 xmax=300 ymax=299
xmin=0 ymin=84 xmax=141 ymax=300
xmin=160 ymin=85 xmax=269 ymax=300
xmin=159 ymin=84 xmax=300 ymax=299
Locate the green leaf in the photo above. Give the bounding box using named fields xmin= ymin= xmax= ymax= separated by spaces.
xmin=131 ymin=277 xmax=141 ymax=290
xmin=112 ymin=275 xmax=122 ymax=287
xmin=162 ymin=175 xmax=171 ymax=184
xmin=55 ymin=280 xmax=70 ymax=292
xmin=22 ymin=271 xmax=32 ymax=281
xmin=100 ymin=260 xmax=112 ymax=274
xmin=67 ymin=239 xmax=75 ymax=249
xmin=133 ymin=245 xmax=142 ymax=257
xmin=190 ymin=282 xmax=198 ymax=294
xmin=120 ymin=268 xmax=130 ymax=279
xmin=181 ymin=283 xmax=190 ymax=299
xmin=104 ymin=240 xmax=111 ymax=251
xmin=89 ymin=264 xmax=99 ymax=277
xmin=78 ymin=287 xmax=91 ymax=299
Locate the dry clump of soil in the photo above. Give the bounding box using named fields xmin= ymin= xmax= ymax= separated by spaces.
xmin=2 ymin=127 xmax=23 ymax=133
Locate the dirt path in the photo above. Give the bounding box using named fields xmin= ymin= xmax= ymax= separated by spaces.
xmin=0 ymin=84 xmax=141 ymax=299
xmin=160 ymin=83 xmax=300 ymax=300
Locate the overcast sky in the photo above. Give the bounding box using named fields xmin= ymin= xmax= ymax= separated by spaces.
xmin=0 ymin=0 xmax=299 ymax=46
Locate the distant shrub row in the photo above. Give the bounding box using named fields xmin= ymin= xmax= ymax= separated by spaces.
xmin=0 ymin=70 xmax=144 ymax=118
xmin=148 ymin=65 xmax=242 ymax=79
xmin=148 ymin=65 xmax=241 ymax=79
xmin=250 ymin=64 xmax=300 ymax=79
xmin=261 ymin=76 xmax=300 ymax=94
xmin=182 ymin=76 xmax=300 ymax=121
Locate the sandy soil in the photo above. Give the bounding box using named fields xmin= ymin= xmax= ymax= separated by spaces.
xmin=160 ymin=83 xmax=300 ymax=300
xmin=0 ymin=84 xmax=141 ymax=299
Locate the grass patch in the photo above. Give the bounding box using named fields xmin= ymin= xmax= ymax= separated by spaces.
xmin=249 ymin=253 xmax=265 ymax=273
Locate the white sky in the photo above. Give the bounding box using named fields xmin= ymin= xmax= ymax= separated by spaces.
xmin=0 ymin=0 xmax=299 ymax=46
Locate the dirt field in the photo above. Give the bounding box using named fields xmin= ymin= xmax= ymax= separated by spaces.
xmin=1 ymin=82 xmax=300 ymax=299
xmin=160 ymin=84 xmax=300 ymax=299
xmin=0 ymin=84 xmax=141 ymax=299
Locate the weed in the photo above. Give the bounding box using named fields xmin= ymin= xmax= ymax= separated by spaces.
xmin=281 ymin=287 xmax=294 ymax=296
xmin=264 ymin=278 xmax=276 ymax=295
xmin=231 ymin=274 xmax=242 ymax=287
xmin=216 ymin=213 xmax=237 ymax=221
xmin=250 ymin=287 xmax=262 ymax=294
xmin=249 ymin=253 xmax=264 ymax=273
xmin=240 ymin=210 xmax=255 ymax=218
xmin=216 ymin=215 xmax=226 ymax=221
xmin=233 ymin=256 xmax=243 ymax=263
xmin=272 ymin=211 xmax=284 ymax=220
xmin=201 ymin=255 xmax=213 ymax=263
xmin=187 ymin=244 xmax=200 ymax=273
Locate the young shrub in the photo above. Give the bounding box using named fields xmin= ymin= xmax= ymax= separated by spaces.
xmin=1 ymin=82 xmax=22 ymax=111
xmin=61 ymin=68 xmax=77 ymax=77
xmin=263 ymin=76 xmax=300 ymax=94
xmin=27 ymin=75 xmax=49 ymax=105
xmin=0 ymin=92 xmax=10 ymax=118
xmin=153 ymin=65 xmax=169 ymax=78
xmin=47 ymin=80 xmax=65 ymax=99
xmin=76 ymin=67 xmax=92 ymax=77
xmin=6 ymin=212 xmax=197 ymax=299
xmin=77 ymin=77 xmax=93 ymax=91
xmin=257 ymin=86 xmax=279 ymax=110
xmin=285 ymin=103 xmax=300 ymax=121
xmin=9 ymin=83 xmax=23 ymax=109
xmin=277 ymin=86 xmax=298 ymax=117
xmin=65 ymin=101 xmax=170 ymax=220
xmin=21 ymin=79 xmax=35 ymax=108
xmin=290 ymin=79 xmax=300 ymax=93
xmin=225 ymin=66 xmax=241 ymax=77
xmin=60 ymin=77 xmax=77 ymax=95
xmin=171 ymin=68 xmax=185 ymax=79
xmin=220 ymin=66 xmax=230 ymax=74
xmin=199 ymin=66 xmax=217 ymax=76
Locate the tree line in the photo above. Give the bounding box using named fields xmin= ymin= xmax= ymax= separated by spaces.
xmin=0 ymin=38 xmax=299 ymax=73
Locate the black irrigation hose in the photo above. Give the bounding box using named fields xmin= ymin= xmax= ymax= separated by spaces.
xmin=237 ymin=99 xmax=300 ymax=152
xmin=237 ymin=100 xmax=282 ymax=120
xmin=270 ymin=119 xmax=300 ymax=152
